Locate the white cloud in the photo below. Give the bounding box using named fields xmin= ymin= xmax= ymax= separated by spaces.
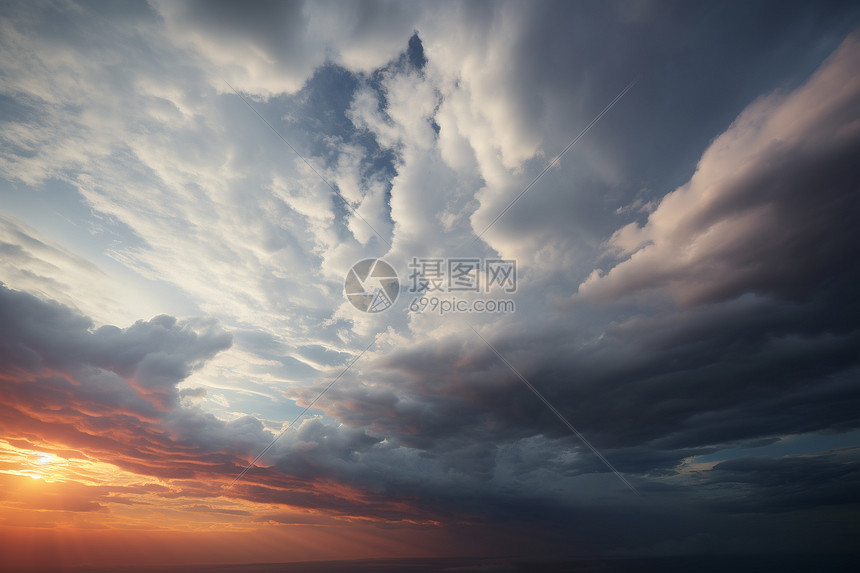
xmin=152 ymin=0 xmax=421 ymax=97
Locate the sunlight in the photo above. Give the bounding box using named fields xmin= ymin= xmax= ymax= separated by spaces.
xmin=33 ymin=452 xmax=54 ymax=466
xmin=27 ymin=452 xmax=56 ymax=480
xmin=0 ymin=443 xmax=70 ymax=483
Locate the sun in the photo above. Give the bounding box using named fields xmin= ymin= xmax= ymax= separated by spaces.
xmin=0 ymin=445 xmax=63 ymax=481
xmin=24 ymin=452 xmax=58 ymax=480
xmin=33 ymin=453 xmax=54 ymax=466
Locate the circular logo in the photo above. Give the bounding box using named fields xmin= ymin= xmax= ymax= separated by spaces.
xmin=344 ymin=258 xmax=399 ymax=313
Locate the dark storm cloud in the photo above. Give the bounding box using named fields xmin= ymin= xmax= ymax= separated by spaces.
xmin=299 ymin=291 xmax=860 ymax=474
xmin=702 ymin=448 xmax=860 ymax=513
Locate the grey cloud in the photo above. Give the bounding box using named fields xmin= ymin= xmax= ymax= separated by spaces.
xmin=428 ymin=1 xmax=860 ymax=267
xmin=179 ymin=387 xmax=207 ymax=399
xmin=289 ymin=276 xmax=860 ymax=497
xmin=577 ymin=31 xmax=860 ymax=307
xmin=0 ymin=283 xmax=232 ymax=411
xmin=703 ymin=448 xmax=860 ymax=513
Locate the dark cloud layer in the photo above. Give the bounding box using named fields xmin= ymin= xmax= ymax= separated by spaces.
xmin=704 ymin=448 xmax=860 ymax=513
xmin=3 ymin=277 xmax=858 ymax=554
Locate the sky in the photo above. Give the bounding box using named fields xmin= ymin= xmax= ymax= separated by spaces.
xmin=1 ymin=0 xmax=860 ymax=569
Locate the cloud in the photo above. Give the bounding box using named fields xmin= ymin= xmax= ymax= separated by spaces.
xmin=153 ymin=0 xmax=422 ymax=96
xmin=0 ymin=0 xmax=400 ymax=400
xmin=0 ymin=284 xmax=238 ymax=478
xmin=577 ymin=32 xmax=860 ymax=307
xmin=702 ymin=448 xmax=860 ymax=513
xmin=2 ymin=0 xmax=860 ymax=561
xmin=0 ymin=285 xmax=231 ymax=408
xmin=0 ymin=215 xmax=132 ymax=323
xmin=283 ymin=25 xmax=860 ymax=508
xmin=0 ymin=285 xmax=493 ymax=522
